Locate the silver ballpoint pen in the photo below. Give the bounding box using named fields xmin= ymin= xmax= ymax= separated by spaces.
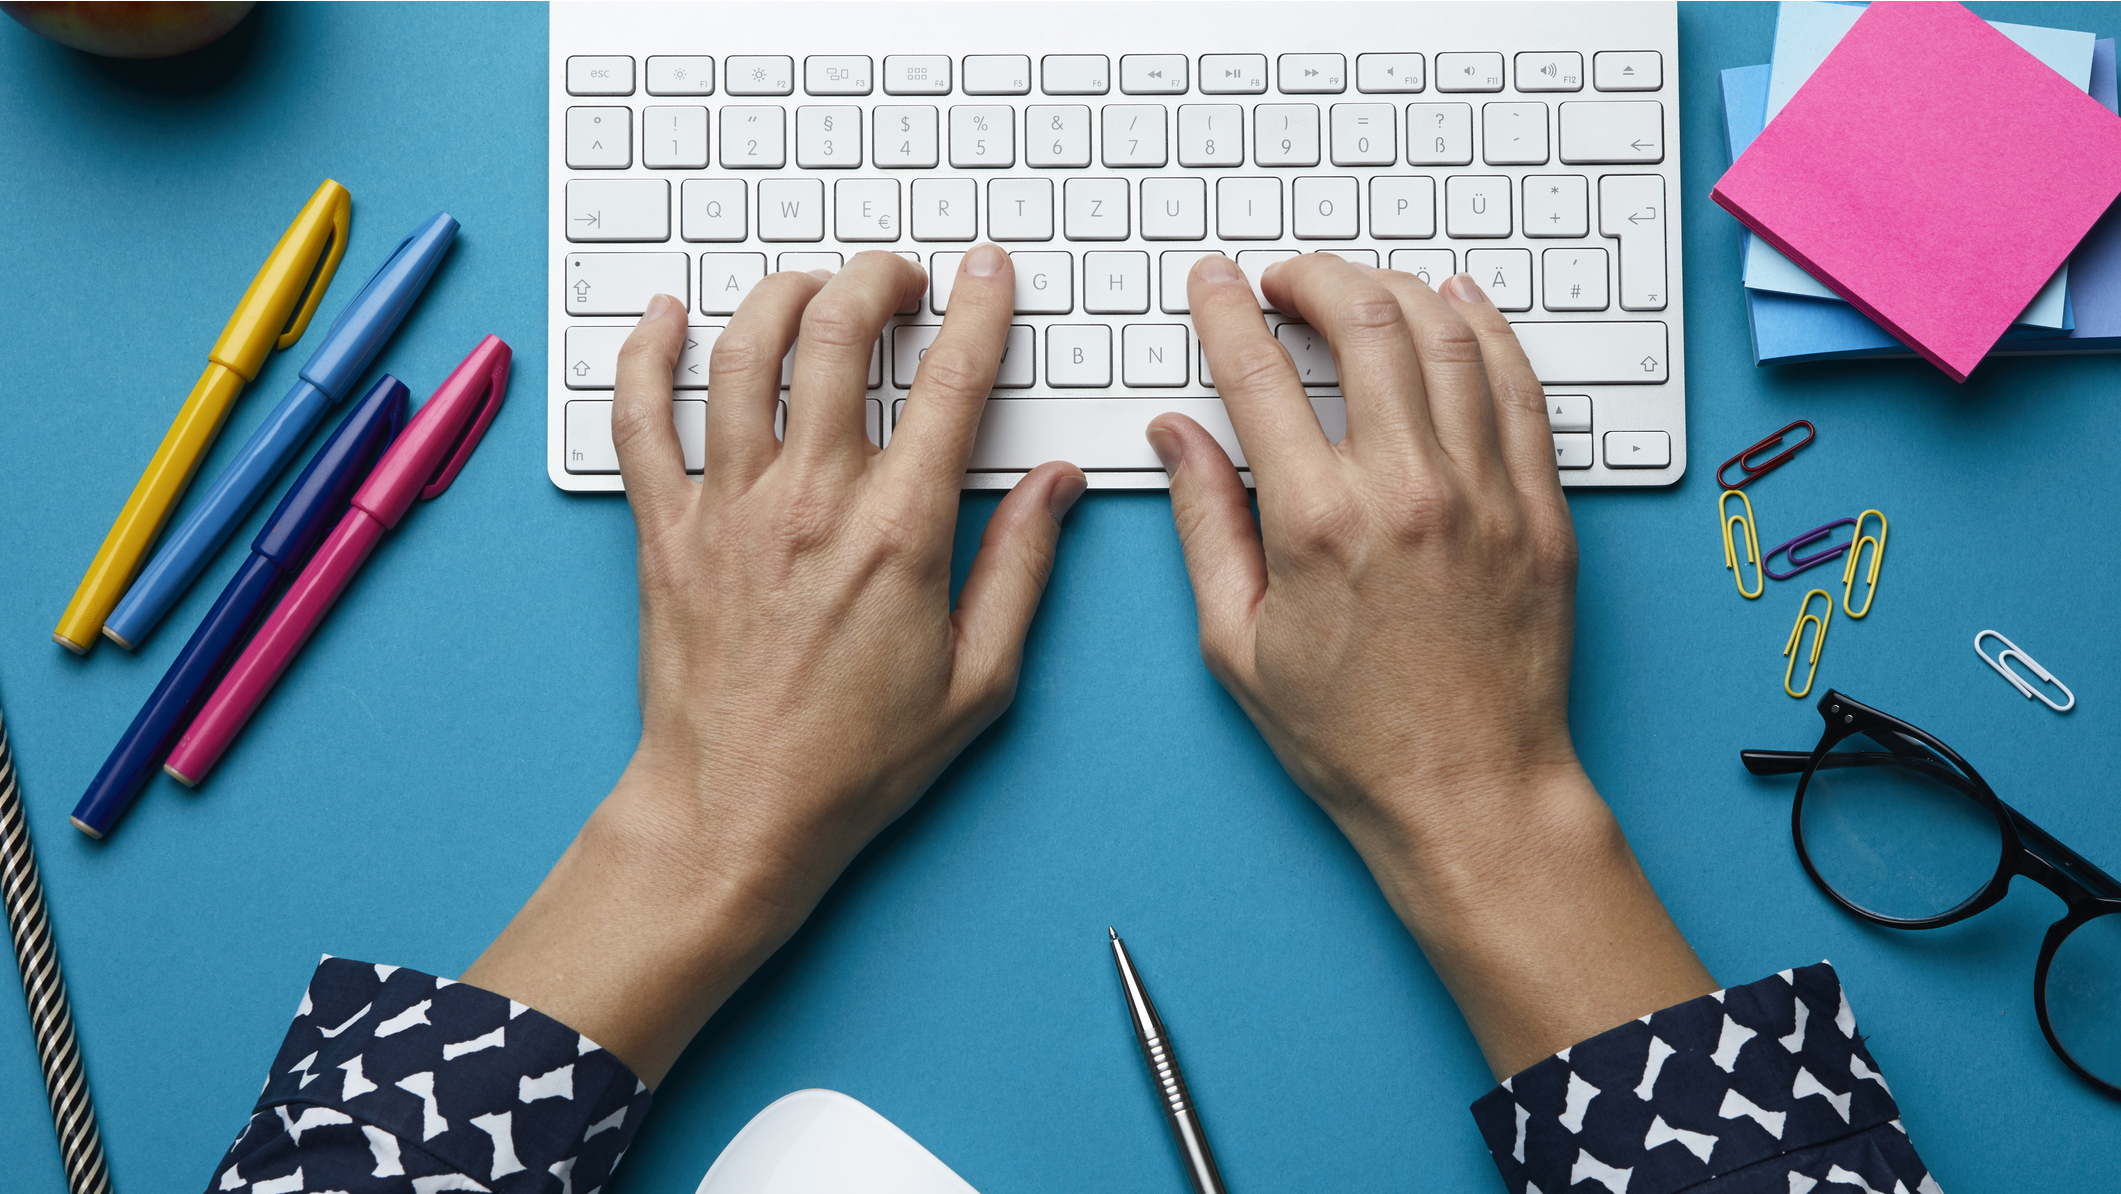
xmin=1109 ymin=927 xmax=1228 ymax=1194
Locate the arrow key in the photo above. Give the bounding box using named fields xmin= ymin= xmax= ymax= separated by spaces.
xmin=1603 ymin=430 xmax=1670 ymax=469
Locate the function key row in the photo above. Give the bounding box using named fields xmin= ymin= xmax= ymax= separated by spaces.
xmin=566 ymin=51 xmax=1662 ymax=98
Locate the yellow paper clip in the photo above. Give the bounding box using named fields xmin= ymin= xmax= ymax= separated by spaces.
xmin=1719 ymin=490 xmax=1763 ymax=599
xmin=1841 ymin=509 xmax=1886 ymax=618
xmin=1783 ymin=589 xmax=1833 ymax=699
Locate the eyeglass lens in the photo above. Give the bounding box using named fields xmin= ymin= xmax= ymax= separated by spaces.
xmin=2046 ymin=913 xmax=2121 ymax=1085
xmin=1797 ymin=732 xmax=2006 ymax=922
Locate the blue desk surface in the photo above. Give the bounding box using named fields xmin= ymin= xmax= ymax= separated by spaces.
xmin=3 ymin=4 xmax=2118 ymax=1190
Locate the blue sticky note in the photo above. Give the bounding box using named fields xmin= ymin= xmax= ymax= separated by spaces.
xmin=1743 ymin=1 xmax=2094 ymax=330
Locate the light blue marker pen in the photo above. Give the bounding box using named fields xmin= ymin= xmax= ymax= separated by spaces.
xmin=104 ymin=212 xmax=457 ymax=649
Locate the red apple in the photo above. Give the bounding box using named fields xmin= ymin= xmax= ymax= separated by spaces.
xmin=1 ymin=1 xmax=254 ymax=59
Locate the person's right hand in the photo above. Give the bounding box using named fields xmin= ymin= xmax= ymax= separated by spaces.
xmin=1150 ymin=254 xmax=1713 ymax=1077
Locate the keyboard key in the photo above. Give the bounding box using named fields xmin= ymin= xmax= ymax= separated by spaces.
xmin=1552 ymin=432 xmax=1593 ymax=469
xmin=1047 ymin=325 xmax=1112 ymax=386
xmin=1026 ymin=105 xmax=1093 ymax=167
xmin=1042 ymin=55 xmax=1110 ymax=95
xmin=1216 ymin=177 xmax=1281 ymax=239
xmin=1604 ymin=429 xmax=1669 ymax=467
xmin=1159 ymin=250 xmax=1226 ymax=313
xmin=564 ymin=401 xmax=622 ymax=472
xmin=699 ymin=252 xmax=767 ymax=314
xmin=1254 ymin=104 xmax=1319 ymax=166
xmin=1523 ymin=174 xmax=1589 ymax=238
xmin=1103 ymin=105 xmax=1169 ymax=167
xmin=1435 ymin=52 xmax=1504 ymax=92
xmin=567 ymin=55 xmax=634 ymax=96
xmin=1292 ymin=176 xmax=1358 ymax=239
xmin=1515 ymin=51 xmax=1582 ymax=92
xmin=1541 ymin=247 xmax=1608 ymax=310
xmin=964 ymin=55 xmax=1032 ymax=95
xmin=1011 ymin=251 xmax=1073 ymax=312
xmin=777 ymin=251 xmax=842 ymax=273
xmin=646 ymin=56 xmax=713 ymax=96
xmin=1370 ymin=177 xmax=1435 ymax=238
xmin=1200 ymin=54 xmax=1268 ymax=94
xmin=1444 ymin=175 xmax=1510 ymax=237
xmin=1593 ymin=51 xmax=1661 ymax=92
xmin=1234 ymin=250 xmax=1297 ymax=309
xmin=720 ymin=106 xmax=787 ymax=167
xmin=1558 ymin=101 xmax=1662 ymax=163
xmin=796 ymin=106 xmax=861 ymax=167
xmin=566 ymin=252 xmax=686 ymax=315
xmin=873 ymin=106 xmax=940 ymax=168
xmin=1085 ymin=251 xmax=1151 ymax=313
xmin=1482 ymin=102 xmax=1549 ymax=165
xmin=911 ymin=178 xmax=977 ymax=240
xmin=681 ymin=179 xmax=747 ymax=242
xmin=1275 ymin=323 xmax=1336 ymax=385
xmin=1140 ymin=177 xmax=1206 ymax=240
xmin=642 ymin=106 xmax=709 ymax=169
xmin=1279 ymin=53 xmax=1346 ymax=94
xmin=563 ymin=325 xmax=626 ymax=389
xmin=988 ymin=178 xmax=1055 ymax=240
xmin=1121 ymin=54 xmax=1188 ymax=95
xmin=836 ymin=179 xmax=900 ymax=241
xmin=1512 ymin=321 xmax=1667 ymax=383
xmin=566 ymin=179 xmax=670 ymax=243
xmin=1177 ymin=104 xmax=1244 ymax=167
xmin=1544 ymin=393 xmax=1591 ymax=432
xmin=1599 ymin=174 xmax=1668 ymax=310
xmin=950 ymin=105 xmax=1015 ymax=166
xmin=1318 ymin=249 xmax=1378 ymax=267
xmin=566 ymin=107 xmax=631 ymax=169
xmin=884 ymin=55 xmax=951 ymax=96
xmin=964 ymin=396 xmax=1345 ymax=470
xmin=1122 ymin=324 xmax=1188 ymax=386
xmin=1465 ymin=248 xmax=1531 ymax=310
xmin=774 ymin=336 xmax=881 ymax=389
xmin=1330 ymin=104 xmax=1396 ymax=166
xmin=758 ymin=179 xmax=825 ymax=241
xmin=1405 ymin=102 xmax=1472 ymax=165
xmin=805 ymin=55 xmax=872 ymax=95
xmin=726 ymin=55 xmax=794 ymax=96
xmin=892 ymin=323 xmax=1035 ymax=387
xmin=1356 ymin=53 xmax=1424 ymax=94
xmin=1064 ymin=178 xmax=1130 ymax=240
xmin=1388 ymin=248 xmax=1455 ymax=287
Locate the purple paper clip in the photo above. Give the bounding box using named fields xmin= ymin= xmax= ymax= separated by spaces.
xmin=1763 ymin=518 xmax=1857 ymax=581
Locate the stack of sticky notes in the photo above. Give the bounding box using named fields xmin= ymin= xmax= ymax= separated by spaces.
xmin=1715 ymin=2 xmax=2121 ymax=377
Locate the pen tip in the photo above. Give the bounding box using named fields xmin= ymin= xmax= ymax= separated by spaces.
xmin=1108 ymin=927 xmax=1119 ymax=940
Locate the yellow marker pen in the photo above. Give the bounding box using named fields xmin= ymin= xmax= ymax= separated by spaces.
xmin=55 ymin=179 xmax=352 ymax=654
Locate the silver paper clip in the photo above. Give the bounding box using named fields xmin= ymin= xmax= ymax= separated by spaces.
xmin=1974 ymin=630 xmax=2075 ymax=713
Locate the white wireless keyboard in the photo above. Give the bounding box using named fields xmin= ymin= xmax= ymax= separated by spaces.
xmin=548 ymin=1 xmax=1686 ymax=491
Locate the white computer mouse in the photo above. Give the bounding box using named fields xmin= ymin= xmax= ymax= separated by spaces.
xmin=695 ymin=1089 xmax=982 ymax=1194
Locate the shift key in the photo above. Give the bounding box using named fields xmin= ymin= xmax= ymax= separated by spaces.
xmin=1511 ymin=321 xmax=1666 ymax=383
xmin=566 ymin=252 xmax=688 ymax=315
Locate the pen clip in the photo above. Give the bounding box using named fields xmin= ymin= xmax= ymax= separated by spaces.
xmin=420 ymin=341 xmax=512 ymax=499
xmin=274 ymin=186 xmax=353 ymax=350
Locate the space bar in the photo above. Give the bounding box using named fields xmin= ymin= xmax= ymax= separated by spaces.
xmin=966 ymin=397 xmax=1348 ymax=471
xmin=1510 ymin=321 xmax=1669 ymax=384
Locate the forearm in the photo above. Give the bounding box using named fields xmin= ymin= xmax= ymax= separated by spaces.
xmin=1348 ymin=763 xmax=1717 ymax=1079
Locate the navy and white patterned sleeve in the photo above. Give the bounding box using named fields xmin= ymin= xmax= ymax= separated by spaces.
xmin=206 ymin=956 xmax=654 ymax=1194
xmin=1471 ymin=962 xmax=1941 ymax=1194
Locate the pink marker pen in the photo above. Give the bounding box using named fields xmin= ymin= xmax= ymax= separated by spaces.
xmin=164 ymin=335 xmax=511 ymax=787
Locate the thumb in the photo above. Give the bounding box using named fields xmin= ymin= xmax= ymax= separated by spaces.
xmin=952 ymin=461 xmax=1087 ymax=703
xmin=1148 ymin=414 xmax=1266 ymax=681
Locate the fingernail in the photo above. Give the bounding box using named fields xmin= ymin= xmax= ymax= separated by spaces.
xmin=965 ymin=244 xmax=1006 ymax=277
xmin=806 ymin=268 xmax=834 ymax=282
xmin=1048 ymin=473 xmax=1087 ymax=521
xmin=1441 ymin=273 xmax=1488 ymax=304
xmin=644 ymin=293 xmax=681 ymax=321
xmin=1193 ymin=254 xmax=1238 ymax=283
xmin=1145 ymin=425 xmax=1181 ymax=473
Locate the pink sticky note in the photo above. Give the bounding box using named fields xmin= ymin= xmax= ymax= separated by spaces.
xmin=1712 ymin=1 xmax=2121 ymax=381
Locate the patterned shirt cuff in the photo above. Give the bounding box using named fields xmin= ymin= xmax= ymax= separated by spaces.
xmin=219 ymin=956 xmax=653 ymax=1192
xmin=1470 ymin=962 xmax=1939 ymax=1194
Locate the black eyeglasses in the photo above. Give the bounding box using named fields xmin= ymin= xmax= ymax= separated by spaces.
xmin=1743 ymin=690 xmax=2121 ymax=1096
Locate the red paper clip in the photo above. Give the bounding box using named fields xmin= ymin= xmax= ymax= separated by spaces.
xmin=1718 ymin=420 xmax=1816 ymax=490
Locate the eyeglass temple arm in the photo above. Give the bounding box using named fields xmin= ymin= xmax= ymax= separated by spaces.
xmin=1741 ymin=750 xmax=1811 ymax=775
